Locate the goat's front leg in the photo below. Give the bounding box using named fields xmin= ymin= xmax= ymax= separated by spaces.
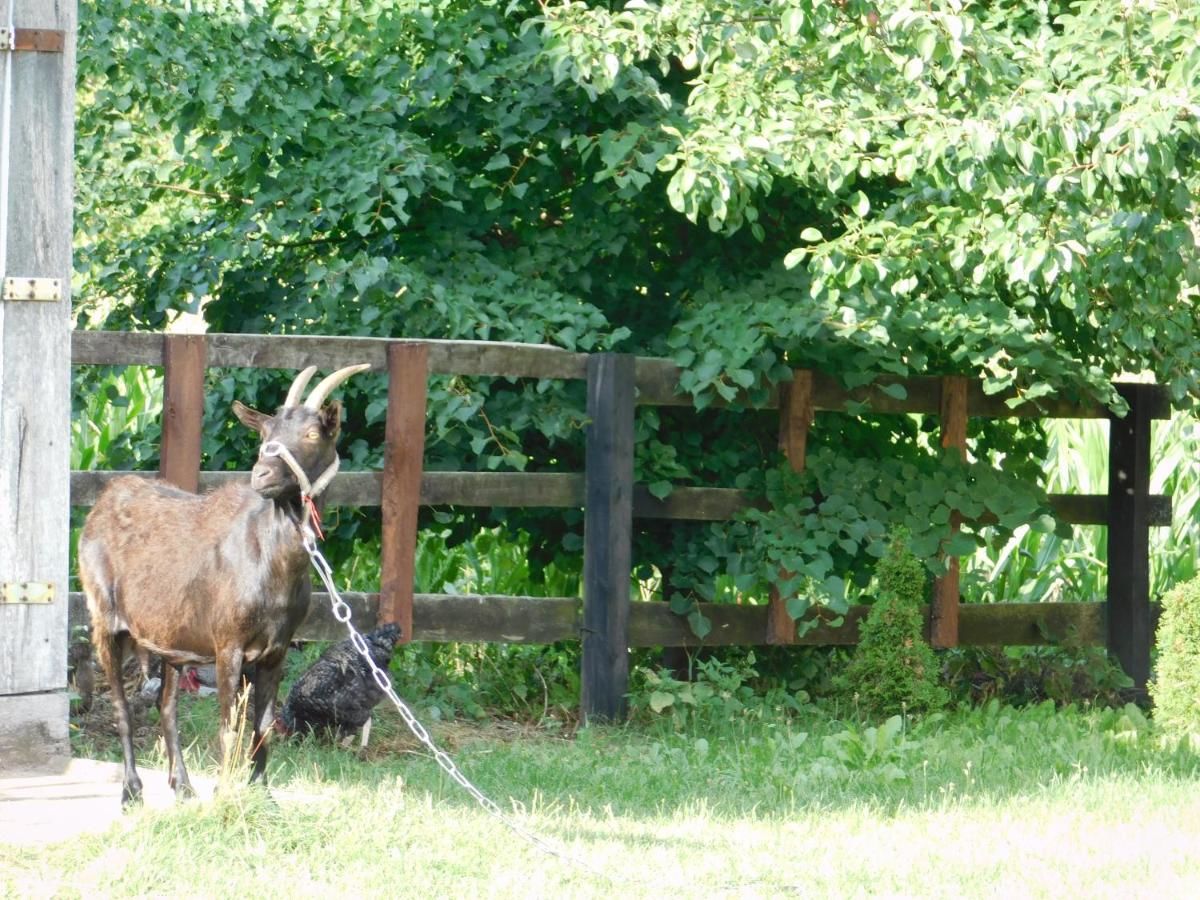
xmin=214 ymin=646 xmax=246 ymax=774
xmin=159 ymin=664 xmax=195 ymax=799
xmin=249 ymin=657 xmax=286 ymax=786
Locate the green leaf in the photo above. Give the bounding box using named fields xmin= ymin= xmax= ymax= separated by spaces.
xmin=915 ymin=31 xmax=937 ymax=62
xmin=781 ymin=8 xmax=805 ymax=38
xmin=669 ymin=593 xmax=694 ymax=616
xmin=1031 ymin=514 xmax=1057 ymax=534
xmin=822 ymin=575 xmax=846 ymax=604
xmin=784 ymin=247 xmax=807 ymax=269
xmin=730 ymin=368 xmax=755 ymax=389
xmin=648 ymin=479 xmax=673 ymax=499
xmin=944 ymin=531 xmax=977 ymax=556
xmin=786 ymin=596 xmax=811 ymax=621
xmin=648 ymin=691 xmax=674 ymax=713
xmin=602 ymin=52 xmax=620 ymax=81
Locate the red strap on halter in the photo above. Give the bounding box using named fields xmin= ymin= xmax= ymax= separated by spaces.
xmin=303 ymin=494 xmax=325 ymax=541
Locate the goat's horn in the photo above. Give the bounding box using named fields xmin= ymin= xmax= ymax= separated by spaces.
xmin=283 ymin=366 xmax=319 ymax=408
xmin=304 ymin=363 xmax=371 ymax=410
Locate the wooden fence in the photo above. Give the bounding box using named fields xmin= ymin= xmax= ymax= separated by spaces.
xmin=67 ymin=331 xmax=1172 ymax=718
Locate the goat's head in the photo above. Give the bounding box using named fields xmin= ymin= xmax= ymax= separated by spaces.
xmin=232 ymin=364 xmax=370 ymax=499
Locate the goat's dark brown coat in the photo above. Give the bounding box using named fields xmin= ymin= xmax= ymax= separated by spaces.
xmin=79 ymin=364 xmax=368 ymax=804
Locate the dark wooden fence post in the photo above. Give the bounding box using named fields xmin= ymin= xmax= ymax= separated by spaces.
xmin=581 ymin=353 xmax=635 ymax=722
xmin=1107 ymin=383 xmax=1154 ymax=694
xmin=931 ymin=375 xmax=967 ymax=648
xmin=766 ymin=370 xmax=814 ymax=645
xmin=159 ymin=334 xmax=207 ymax=492
xmin=380 ymin=343 xmax=429 ymax=645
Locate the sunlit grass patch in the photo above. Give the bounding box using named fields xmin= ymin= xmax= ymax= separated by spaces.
xmin=23 ymin=702 xmax=1200 ymax=898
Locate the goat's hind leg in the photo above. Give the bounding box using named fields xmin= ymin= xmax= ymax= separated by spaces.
xmin=159 ymin=664 xmax=195 ymax=800
xmin=94 ymin=630 xmax=143 ymax=806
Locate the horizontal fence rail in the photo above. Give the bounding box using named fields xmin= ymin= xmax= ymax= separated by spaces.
xmin=69 ymin=330 xmax=1173 ymax=710
xmin=68 ymin=469 xmax=1175 ymax=527
xmin=71 ymin=330 xmax=1169 ymax=418
xmin=66 ymin=593 xmax=1105 ymax=649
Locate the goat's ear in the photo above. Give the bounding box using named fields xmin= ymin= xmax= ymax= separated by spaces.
xmin=232 ymin=401 xmax=272 ymax=436
xmin=319 ymin=400 xmax=343 ymax=438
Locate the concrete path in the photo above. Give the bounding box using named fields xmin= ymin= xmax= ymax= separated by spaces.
xmin=0 ymin=757 xmax=214 ymax=846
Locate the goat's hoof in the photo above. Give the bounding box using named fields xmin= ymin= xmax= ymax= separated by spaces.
xmin=172 ymin=781 xmax=196 ymax=802
xmin=121 ymin=784 xmax=144 ymax=809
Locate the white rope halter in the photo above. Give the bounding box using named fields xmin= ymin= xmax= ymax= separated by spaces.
xmin=259 ymin=441 xmax=340 ymax=497
xmin=259 ymin=440 xmax=340 ymax=537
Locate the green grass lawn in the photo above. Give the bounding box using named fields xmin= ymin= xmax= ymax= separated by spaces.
xmin=5 ymin=696 xmax=1200 ymax=897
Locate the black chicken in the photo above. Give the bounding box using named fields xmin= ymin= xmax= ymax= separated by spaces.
xmin=276 ymin=623 xmax=403 ymax=748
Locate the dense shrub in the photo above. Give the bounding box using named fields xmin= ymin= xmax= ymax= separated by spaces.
xmin=944 ymin=639 xmax=1133 ymax=709
xmin=1151 ymin=577 xmax=1200 ymax=737
xmin=840 ymin=533 xmax=948 ymax=719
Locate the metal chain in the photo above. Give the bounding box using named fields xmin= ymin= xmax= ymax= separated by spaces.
xmin=298 ymin=524 xmax=777 ymax=895
xmin=299 ymin=527 xmax=606 ymax=875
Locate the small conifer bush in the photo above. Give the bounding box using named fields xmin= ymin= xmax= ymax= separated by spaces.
xmin=842 ymin=531 xmax=948 ymax=718
xmin=1150 ymin=576 xmax=1200 ymax=737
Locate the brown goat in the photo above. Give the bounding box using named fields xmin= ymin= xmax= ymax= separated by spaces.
xmin=78 ymin=364 xmax=369 ymax=805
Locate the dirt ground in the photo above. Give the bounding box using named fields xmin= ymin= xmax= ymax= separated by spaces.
xmin=0 ymin=757 xmax=216 ymax=847
xmin=69 ymin=656 xmax=554 ymax=769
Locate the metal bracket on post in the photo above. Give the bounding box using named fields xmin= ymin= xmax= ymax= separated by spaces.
xmin=1 ymin=582 xmax=55 ymax=604
xmin=0 ymin=28 xmax=66 ymax=53
xmin=2 ymin=276 xmax=62 ymax=301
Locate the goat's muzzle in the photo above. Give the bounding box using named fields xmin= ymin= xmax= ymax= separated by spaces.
xmin=250 ymin=458 xmax=291 ymax=498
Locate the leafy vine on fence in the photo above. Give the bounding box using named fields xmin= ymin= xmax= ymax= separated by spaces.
xmin=668 ymin=447 xmax=1062 ymax=638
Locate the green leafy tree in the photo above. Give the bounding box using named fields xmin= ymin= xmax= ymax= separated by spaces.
xmin=74 ymin=1 xmax=1200 ymax=617
xmin=541 ymin=0 xmax=1200 ymax=408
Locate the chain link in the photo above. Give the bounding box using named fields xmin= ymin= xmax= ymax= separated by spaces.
xmin=300 ymin=526 xmax=593 ymax=871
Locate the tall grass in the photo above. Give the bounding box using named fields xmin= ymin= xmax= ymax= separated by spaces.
xmin=339 ymin=527 xmax=581 ymax=598
xmin=964 ymin=413 xmax=1200 ymax=604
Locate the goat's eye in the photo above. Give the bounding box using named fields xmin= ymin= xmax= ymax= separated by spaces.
xmin=305 ymin=430 xmax=321 ymax=441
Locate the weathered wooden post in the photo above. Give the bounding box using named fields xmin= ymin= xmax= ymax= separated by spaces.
xmin=931 ymin=375 xmax=968 ymax=648
xmin=581 ymin=353 xmax=635 ymax=722
xmin=766 ymin=369 xmax=814 ymax=645
xmin=158 ymin=334 xmax=207 ymax=492
xmin=0 ymin=3 xmax=75 ymax=768
xmin=1107 ymin=383 xmax=1155 ymax=694
xmin=379 ymin=342 xmax=428 ymax=644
